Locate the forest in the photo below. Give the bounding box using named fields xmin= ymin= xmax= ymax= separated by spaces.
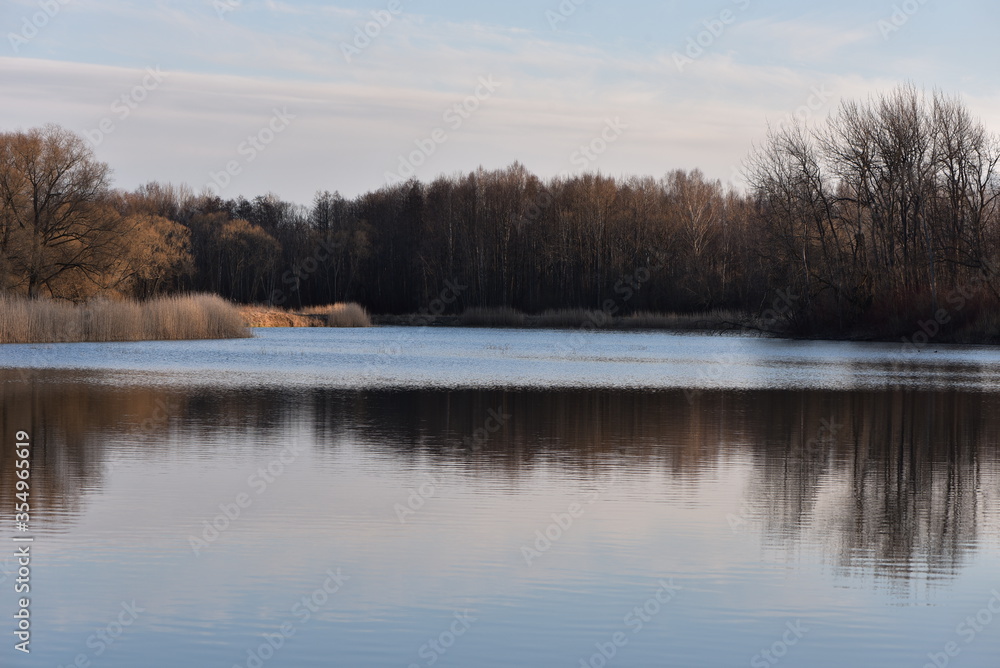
xmin=2 ymin=84 xmax=999 ymax=339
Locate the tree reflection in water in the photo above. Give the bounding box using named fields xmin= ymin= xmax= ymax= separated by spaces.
xmin=3 ymin=369 xmax=998 ymax=591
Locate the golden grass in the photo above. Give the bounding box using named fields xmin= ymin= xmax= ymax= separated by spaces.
xmin=299 ymin=305 xmax=332 ymax=316
xmin=239 ymin=305 xmax=315 ymax=328
xmin=240 ymin=302 xmax=372 ymax=328
xmin=0 ymin=293 xmax=250 ymax=344
xmin=325 ymin=302 xmax=372 ymax=327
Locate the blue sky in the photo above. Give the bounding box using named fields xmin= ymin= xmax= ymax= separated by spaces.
xmin=1 ymin=0 xmax=997 ymax=204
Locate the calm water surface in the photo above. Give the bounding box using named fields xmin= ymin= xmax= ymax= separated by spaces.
xmin=1 ymin=328 xmax=999 ymax=667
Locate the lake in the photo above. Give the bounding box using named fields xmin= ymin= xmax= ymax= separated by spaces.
xmin=2 ymin=327 xmax=999 ymax=667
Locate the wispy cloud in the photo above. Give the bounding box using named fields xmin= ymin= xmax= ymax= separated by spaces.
xmin=1 ymin=2 xmax=997 ymax=202
xmin=732 ymin=17 xmax=874 ymax=62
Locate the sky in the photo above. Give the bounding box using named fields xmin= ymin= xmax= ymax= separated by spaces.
xmin=1 ymin=0 xmax=998 ymax=205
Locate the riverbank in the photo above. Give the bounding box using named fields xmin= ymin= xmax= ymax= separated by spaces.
xmin=8 ymin=295 xmax=999 ymax=346
xmin=239 ymin=303 xmax=372 ymax=328
xmin=373 ymin=305 xmax=1000 ymax=346
xmin=373 ymin=307 xmax=750 ymax=332
xmin=0 ymin=294 xmax=249 ymax=344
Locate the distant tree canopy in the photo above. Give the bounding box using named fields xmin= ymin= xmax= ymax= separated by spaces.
xmin=113 ymin=165 xmax=765 ymax=316
xmin=2 ymin=86 xmax=998 ymax=336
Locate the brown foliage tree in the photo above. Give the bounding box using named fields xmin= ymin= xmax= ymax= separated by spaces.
xmin=0 ymin=125 xmax=125 ymax=298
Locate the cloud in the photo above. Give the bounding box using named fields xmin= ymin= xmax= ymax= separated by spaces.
xmin=731 ymin=17 xmax=874 ymax=63
xmin=2 ymin=5 xmax=995 ymax=203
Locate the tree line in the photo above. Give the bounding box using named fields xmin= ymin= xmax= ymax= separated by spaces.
xmin=746 ymin=84 xmax=1000 ymax=335
xmin=2 ymin=85 xmax=998 ymax=337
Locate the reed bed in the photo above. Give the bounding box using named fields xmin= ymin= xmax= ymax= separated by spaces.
xmin=240 ymin=302 xmax=372 ymax=328
xmin=239 ymin=306 xmax=316 ymax=328
xmin=0 ymin=293 xmax=250 ymax=344
xmin=324 ymin=302 xmax=372 ymax=327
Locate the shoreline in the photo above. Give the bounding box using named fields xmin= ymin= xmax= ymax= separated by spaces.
xmin=371 ymin=311 xmax=748 ymax=332
xmin=368 ymin=313 xmax=1000 ymax=347
xmin=5 ymin=296 xmax=999 ymax=348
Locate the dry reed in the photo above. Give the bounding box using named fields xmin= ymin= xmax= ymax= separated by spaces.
xmin=0 ymin=293 xmax=250 ymax=344
xmin=239 ymin=302 xmax=372 ymax=328
xmin=239 ymin=306 xmax=315 ymax=328
xmin=325 ymin=302 xmax=372 ymax=327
